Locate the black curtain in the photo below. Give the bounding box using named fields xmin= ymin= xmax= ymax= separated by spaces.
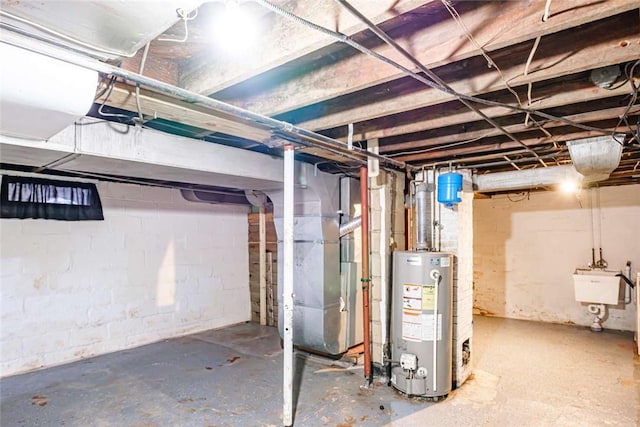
xmin=0 ymin=175 xmax=104 ymax=221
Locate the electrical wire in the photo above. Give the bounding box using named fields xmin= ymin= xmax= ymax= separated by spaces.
xmin=97 ymin=78 xmax=132 ymax=120
xmin=255 ymin=0 xmax=624 ymax=146
xmin=440 ymin=0 xmax=522 ymax=107
xmin=134 ymin=43 xmax=151 ymax=124
xmin=157 ymin=8 xmax=198 ymax=43
xmin=506 ymin=191 xmax=530 ymax=202
xmin=442 ymin=0 xmax=553 ymax=139
xmin=542 ymin=0 xmax=553 ymax=22
xmin=613 ymin=59 xmax=640 ymax=143
xmin=332 ymin=0 xmax=547 ymax=166
xmin=387 ymin=133 xmax=490 ymax=157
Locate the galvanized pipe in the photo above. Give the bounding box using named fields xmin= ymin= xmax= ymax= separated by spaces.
xmin=282 ymin=146 xmax=294 ymax=427
xmin=414 ymin=182 xmax=430 ymax=251
xmin=360 ymin=167 xmax=372 ymax=384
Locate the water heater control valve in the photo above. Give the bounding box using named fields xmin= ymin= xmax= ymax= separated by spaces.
xmin=400 ymin=353 xmax=418 ymax=371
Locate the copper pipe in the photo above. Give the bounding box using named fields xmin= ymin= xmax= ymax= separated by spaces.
xmin=360 ymin=166 xmax=372 ymax=384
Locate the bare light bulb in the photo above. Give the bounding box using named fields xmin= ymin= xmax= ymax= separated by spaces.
xmin=560 ymin=179 xmax=579 ymax=193
xmin=212 ymin=1 xmax=259 ymax=53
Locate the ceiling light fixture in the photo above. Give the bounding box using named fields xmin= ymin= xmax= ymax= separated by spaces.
xmin=211 ymin=0 xmax=259 ymax=53
xmin=560 ymin=179 xmax=579 ymax=194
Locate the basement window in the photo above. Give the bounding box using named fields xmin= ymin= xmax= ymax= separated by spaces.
xmin=0 ymin=175 xmax=104 ymax=221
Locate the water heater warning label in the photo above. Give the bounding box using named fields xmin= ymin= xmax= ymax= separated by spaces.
xmin=402 ymin=283 xmax=443 ymax=342
xmin=422 ymin=284 xmax=435 ymax=310
xmin=402 ymin=285 xmax=422 ymax=341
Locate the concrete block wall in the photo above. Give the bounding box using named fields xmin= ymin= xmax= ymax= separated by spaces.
xmin=473 ymin=184 xmax=639 ymax=331
xmin=435 ymin=170 xmax=474 ymax=388
xmin=369 ymin=171 xmax=405 ymax=367
xmin=0 ymin=180 xmax=250 ymax=377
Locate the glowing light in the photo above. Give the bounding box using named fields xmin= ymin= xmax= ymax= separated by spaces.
xmin=211 ymin=1 xmax=259 ymax=53
xmin=560 ymin=179 xmax=579 ymax=193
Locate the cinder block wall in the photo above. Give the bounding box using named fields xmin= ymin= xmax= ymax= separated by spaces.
xmin=0 ymin=181 xmax=250 ymax=377
xmin=436 ymin=171 xmax=474 ymax=388
xmin=473 ymin=184 xmax=640 ymax=331
xmin=370 ymin=171 xmax=405 ymax=367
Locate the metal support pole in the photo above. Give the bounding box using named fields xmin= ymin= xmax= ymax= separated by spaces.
xmin=282 ymin=146 xmax=295 ymax=426
xmin=259 ymin=206 xmax=267 ymax=326
xmin=360 ymin=167 xmax=372 ymax=385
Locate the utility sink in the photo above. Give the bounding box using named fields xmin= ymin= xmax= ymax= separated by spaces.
xmin=573 ymin=269 xmax=621 ymax=305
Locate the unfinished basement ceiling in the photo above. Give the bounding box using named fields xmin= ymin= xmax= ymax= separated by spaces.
xmin=3 ymin=0 xmax=640 ymax=187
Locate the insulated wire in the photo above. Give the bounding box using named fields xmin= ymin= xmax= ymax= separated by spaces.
xmin=97 ymin=77 xmax=132 ymax=120
xmin=255 ymin=0 xmax=625 ymax=137
xmin=134 ymin=43 xmax=151 ymax=124
xmin=614 ymin=60 xmax=640 ymax=143
xmin=332 ymin=0 xmax=547 ymax=166
xmin=388 ymin=133 xmax=490 ymax=157
xmin=157 ymin=8 xmax=198 ymax=43
xmin=442 ymin=0 xmax=552 ymax=139
xmin=440 ymin=0 xmax=522 ymax=106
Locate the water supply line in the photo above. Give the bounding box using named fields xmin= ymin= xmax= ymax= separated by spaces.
xmin=360 ymin=166 xmax=373 ymax=385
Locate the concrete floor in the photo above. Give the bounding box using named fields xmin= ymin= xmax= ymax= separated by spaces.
xmin=1 ymin=316 xmax=638 ymax=426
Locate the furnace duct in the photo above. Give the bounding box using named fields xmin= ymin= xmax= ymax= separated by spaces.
xmin=567 ymin=135 xmax=624 ymax=183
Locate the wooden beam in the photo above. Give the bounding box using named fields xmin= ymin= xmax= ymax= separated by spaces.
xmin=381 ymin=105 xmax=640 ymax=154
xmin=337 ymin=80 xmax=633 ymax=142
xmin=396 ymin=121 xmax=628 ymax=163
xmin=99 ymin=83 xmax=273 ymax=142
xmin=179 ymin=0 xmax=436 ymax=95
xmin=296 ymin=11 xmax=640 ymax=131
xmin=226 ymin=0 xmax=638 ymax=117
xmin=99 ymin=84 xmax=361 ymax=164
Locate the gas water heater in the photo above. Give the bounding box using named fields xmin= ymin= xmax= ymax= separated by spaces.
xmin=390 ymin=251 xmax=453 ymax=398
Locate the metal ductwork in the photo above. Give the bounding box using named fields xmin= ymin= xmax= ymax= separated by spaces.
xmin=567 ymin=135 xmax=624 ymax=183
xmin=414 ymin=182 xmax=432 ymax=251
xmin=0 ymin=43 xmax=97 ymax=140
xmin=0 ymin=118 xmax=284 ymax=191
xmin=181 ymin=189 xmax=251 ymax=206
xmin=265 ymin=163 xmax=361 ymax=354
xmin=474 ymin=165 xmax=584 ymax=193
xmin=0 ymin=1 xmax=202 ymax=59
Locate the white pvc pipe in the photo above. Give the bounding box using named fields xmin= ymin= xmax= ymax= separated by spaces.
xmin=282 ymin=146 xmax=294 ymax=427
xmin=259 ymin=206 xmax=267 ymax=325
xmin=430 ymin=269 xmax=440 ymax=392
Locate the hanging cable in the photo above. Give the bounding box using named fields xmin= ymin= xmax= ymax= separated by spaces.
xmin=97 ymin=77 xmax=132 ymax=120
xmin=440 ymin=0 xmax=522 ymax=106
xmin=255 ymin=0 xmax=622 ymax=147
xmin=441 ymin=0 xmax=553 ymax=139
xmin=613 ymin=59 xmax=640 ymax=144
xmin=542 ymin=0 xmax=553 ymax=22
xmin=331 ymin=0 xmax=547 ymax=166
xmin=157 ymin=8 xmax=198 ymax=43
xmin=134 ymin=43 xmax=151 ymax=124
xmin=388 ymin=133 xmax=491 ymax=157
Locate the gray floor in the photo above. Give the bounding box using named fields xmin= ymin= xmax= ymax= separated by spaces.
xmin=1 ymin=316 xmax=638 ymax=426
